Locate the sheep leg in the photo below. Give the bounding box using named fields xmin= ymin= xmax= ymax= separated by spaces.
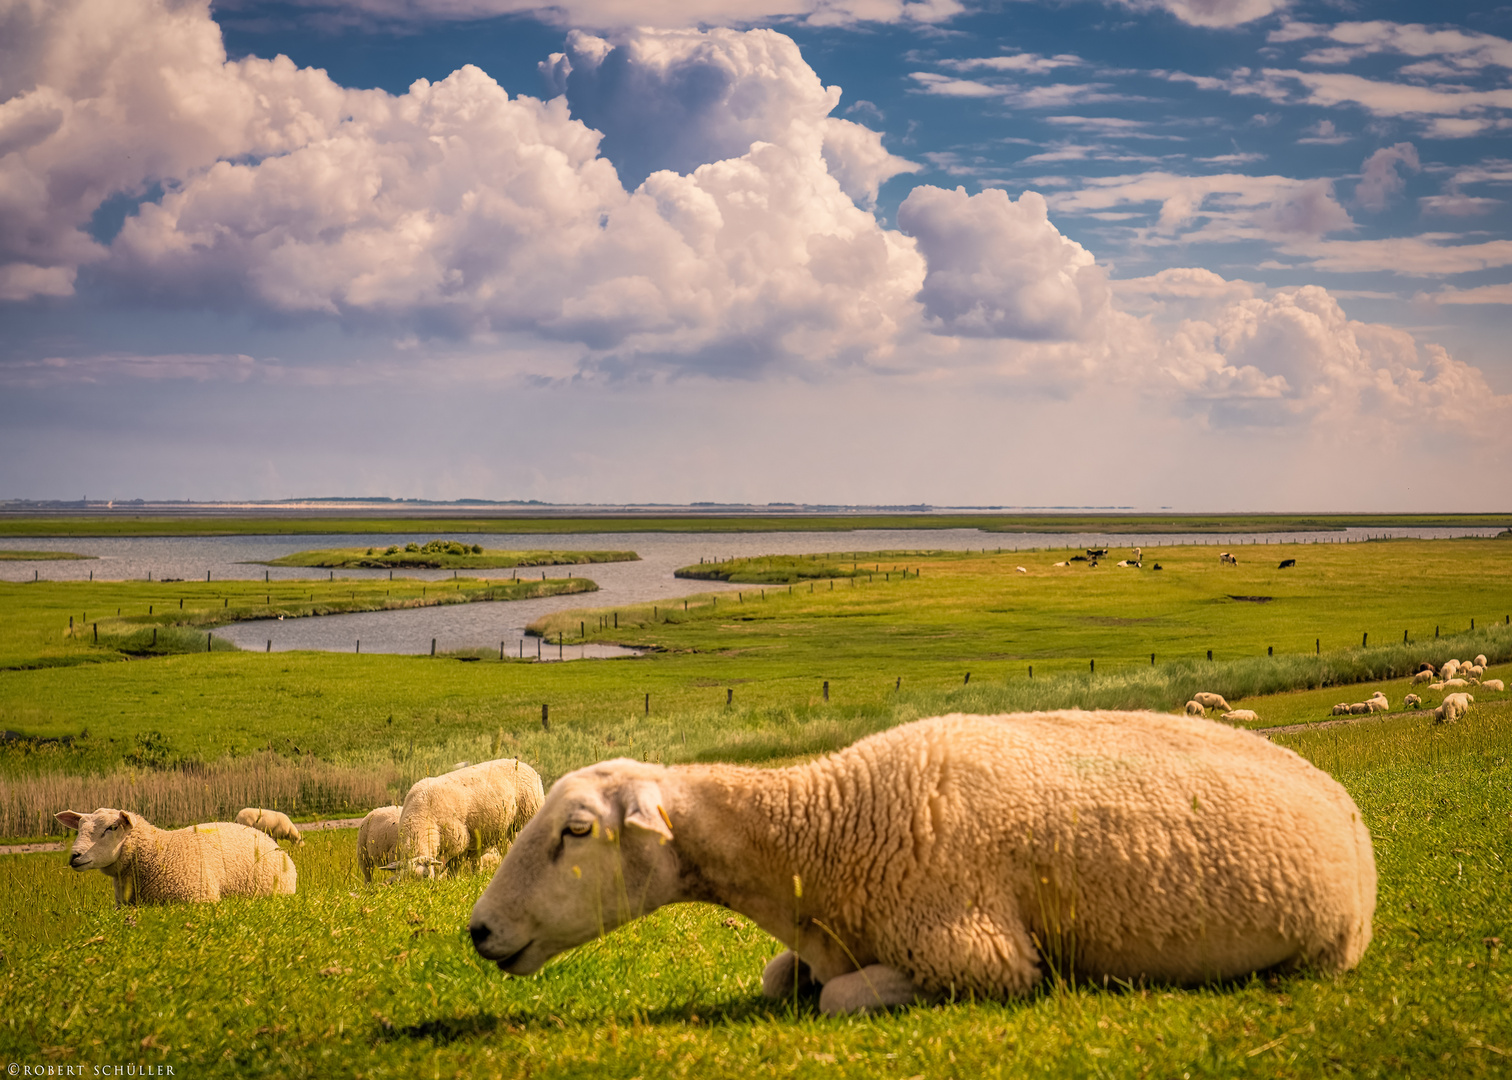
xmin=818 ymin=965 xmax=921 ymax=1016
xmin=760 ymin=950 xmax=817 ymax=998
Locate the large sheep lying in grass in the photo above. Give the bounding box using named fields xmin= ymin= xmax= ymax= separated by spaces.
xmin=357 ymin=805 xmax=402 ymax=883
xmin=235 ymin=807 xmax=303 ymax=845
xmin=55 ymin=808 xmax=296 ymax=907
xmin=470 ymin=711 xmax=1376 ymax=1015
xmin=395 ymin=759 xmax=544 ymax=878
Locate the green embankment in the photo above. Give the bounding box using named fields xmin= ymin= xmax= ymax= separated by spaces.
xmin=267 ymin=542 xmax=638 ymax=570
xmin=1 ymin=511 xmax=1510 ymax=537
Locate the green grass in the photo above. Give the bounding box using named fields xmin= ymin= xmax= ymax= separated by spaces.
xmin=268 ymin=546 xmax=639 ymax=570
xmin=0 ymin=550 xmax=92 ymax=561
xmin=1 ymin=700 xmax=1508 ymax=1077
xmin=2 ymin=512 xmax=1510 ymax=537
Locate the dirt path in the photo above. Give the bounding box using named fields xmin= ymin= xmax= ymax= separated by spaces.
xmin=0 ymin=815 xmax=367 ymax=857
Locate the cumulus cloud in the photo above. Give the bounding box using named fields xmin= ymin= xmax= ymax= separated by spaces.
xmin=897 ymin=186 xmax=1109 ymax=340
xmin=1115 ymin=0 xmax=1288 ymax=29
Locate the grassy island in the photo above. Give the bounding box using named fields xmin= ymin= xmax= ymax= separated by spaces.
xmin=265 ymin=540 xmax=638 ymax=570
xmin=0 ymin=550 xmax=93 ymax=561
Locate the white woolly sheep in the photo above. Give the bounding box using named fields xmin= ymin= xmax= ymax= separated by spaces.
xmin=478 ymin=848 xmax=503 ymax=875
xmin=394 ymin=758 xmax=544 ymax=878
xmin=1052 ymin=561 xmax=1069 ymax=567
xmin=1016 ymin=567 xmax=1028 ymax=574
xmin=1433 ymin=694 xmax=1473 ymax=724
xmin=1404 ymin=694 xmax=1422 ymax=709
xmin=1474 ymin=654 xmax=1488 ymax=668
xmin=1428 ymin=682 xmax=1446 ymax=692
xmin=1193 ymin=692 xmax=1231 ymax=712
xmin=1348 ymin=703 xmax=1372 ymax=715
xmin=55 ymin=808 xmax=296 ymax=907
xmin=1365 ymin=693 xmax=1389 ymax=713
xmin=1441 ymin=660 xmax=1461 ymax=680
xmin=1410 ymin=671 xmax=1434 ymax=686
xmin=1482 ymin=679 xmax=1505 ymax=692
xmin=1442 ymin=678 xmax=1470 ymax=689
xmin=1222 ymin=709 xmax=1259 ymax=722
xmin=235 ymin=807 xmax=303 ymax=845
xmin=1185 ymin=700 xmax=1206 ymax=716
xmin=357 ymin=805 xmax=402 ymax=883
xmin=470 ymin=711 xmax=1377 ymax=1016
xmin=1331 ymin=704 xmax=1350 ymax=716
xmin=1464 ymin=665 xmax=1484 ymax=680
xmin=1443 ymin=691 xmax=1475 ymax=713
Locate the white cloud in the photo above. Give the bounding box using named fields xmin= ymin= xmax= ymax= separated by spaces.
xmin=1116 ymin=0 xmax=1289 ymax=29
xmin=896 ymin=185 xmax=1110 ymax=340
xmin=1296 ymin=119 xmax=1349 ymax=144
xmin=939 ymin=53 xmax=1086 ymax=75
xmin=1415 ymin=283 xmax=1512 ymax=306
xmin=1272 ymin=20 xmax=1512 ymax=73
xmin=1050 ymin=170 xmax=1353 ymax=239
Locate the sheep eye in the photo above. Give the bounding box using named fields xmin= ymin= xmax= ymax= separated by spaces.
xmin=564 ymin=821 xmax=593 ymax=838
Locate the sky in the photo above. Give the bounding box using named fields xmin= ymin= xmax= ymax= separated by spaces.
xmin=1 ymin=0 xmax=1510 ymax=509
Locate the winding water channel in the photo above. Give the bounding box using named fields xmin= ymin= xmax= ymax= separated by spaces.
xmin=2 ymin=526 xmax=1500 ymax=656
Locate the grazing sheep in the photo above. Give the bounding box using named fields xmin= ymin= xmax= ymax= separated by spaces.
xmin=1443 ymin=692 xmax=1475 ymax=713
xmin=1464 ymin=665 xmax=1485 ymax=680
xmin=357 ymin=805 xmax=403 ymax=883
xmin=1434 ymin=694 xmax=1474 ymax=724
xmin=470 ymin=711 xmax=1376 ymax=1016
xmin=1278 ymin=559 xmax=1296 ymax=569
xmin=1442 ymin=678 xmax=1470 ymax=689
xmin=1404 ymin=694 xmax=1422 ymax=709
xmin=234 ymin=807 xmax=303 ymax=845
xmin=1482 ymin=679 xmax=1505 ymax=693
xmin=1184 ymin=700 xmax=1206 ymax=716
xmin=1428 ymin=682 xmax=1446 ymax=692
xmin=1016 ymin=567 xmax=1027 ymax=574
xmin=1474 ymin=654 xmax=1488 ymax=668
xmin=1219 ymin=552 xmax=1238 ymax=565
xmin=1193 ymin=692 xmax=1231 ymax=712
xmin=395 ymin=758 xmax=544 ymax=878
xmin=1416 ymin=662 xmax=1437 ymax=675
xmin=55 ymin=808 xmax=296 ymax=907
xmin=1441 ymin=660 xmax=1461 ymax=680
xmin=1222 ymin=709 xmax=1259 ymax=722
xmin=1411 ymin=670 xmax=1434 ymax=686
xmin=478 ymin=848 xmax=503 ymax=875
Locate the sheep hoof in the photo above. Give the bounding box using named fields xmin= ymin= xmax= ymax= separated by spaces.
xmin=818 ymin=965 xmax=921 ymax=1016
xmin=761 ymin=950 xmax=816 ymax=999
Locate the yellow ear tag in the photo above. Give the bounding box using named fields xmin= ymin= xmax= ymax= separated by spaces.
xmin=657 ymin=805 xmax=673 ymax=834
xmin=572 ymin=866 xmax=582 ymax=879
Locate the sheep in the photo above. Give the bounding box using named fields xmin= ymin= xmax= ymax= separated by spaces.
xmin=1434 ymin=694 xmax=1474 ymax=724
xmin=1219 ymin=552 xmax=1237 ymax=565
xmin=1348 ymin=703 xmax=1372 ymax=715
xmin=478 ymin=848 xmax=503 ymax=875
xmin=1411 ymin=670 xmax=1434 ymax=686
xmin=1016 ymin=567 xmax=1027 ymax=574
xmin=235 ymin=807 xmax=303 ymax=845
xmin=1184 ymin=700 xmax=1206 ymax=716
xmin=1442 ymin=678 xmax=1470 ymax=689
xmin=1475 ymin=654 xmax=1488 ymax=668
xmin=1193 ymin=692 xmax=1231 ymax=712
xmin=357 ymin=805 xmax=402 ymax=883
xmin=1483 ymin=679 xmax=1505 ymax=692
xmin=470 ymin=711 xmax=1376 ymax=1016
xmin=1052 ymin=561 xmax=1069 ymax=567
xmin=1331 ymin=704 xmax=1351 ymax=716
xmin=1365 ymin=693 xmax=1389 ymax=713
xmin=1443 ymin=692 xmax=1475 ymax=714
xmin=394 ymin=758 xmax=544 ymax=878
xmin=1464 ymin=665 xmax=1485 ymax=680
xmin=54 ymin=808 xmax=296 ymax=907
xmin=1404 ymin=694 xmax=1422 ymax=709
xmin=1222 ymin=709 xmax=1259 ymax=722
xmin=1428 ymin=682 xmax=1446 ymax=692
xmin=1441 ymin=660 xmax=1461 ymax=680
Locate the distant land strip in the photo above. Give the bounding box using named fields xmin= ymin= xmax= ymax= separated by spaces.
xmin=0 ymin=513 xmax=1510 ymax=538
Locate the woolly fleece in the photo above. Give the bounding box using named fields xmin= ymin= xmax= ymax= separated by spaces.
xmin=357 ymin=805 xmax=402 ymax=883
xmin=56 ymin=808 xmax=296 ymax=907
xmin=398 ymin=758 xmax=544 ymax=877
xmin=471 ymin=711 xmax=1376 ymax=1011
xmin=235 ymin=807 xmax=303 ymax=844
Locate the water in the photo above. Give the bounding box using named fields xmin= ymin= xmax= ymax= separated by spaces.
xmin=2 ymin=527 xmax=1501 ymax=655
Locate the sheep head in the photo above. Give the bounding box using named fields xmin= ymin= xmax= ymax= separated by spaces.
xmin=469 ymin=759 xmax=678 ymax=976
xmin=56 ymin=808 xmax=134 ymax=872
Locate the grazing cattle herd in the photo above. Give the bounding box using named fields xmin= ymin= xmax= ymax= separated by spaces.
xmin=45 ymin=623 xmax=1503 ymax=1015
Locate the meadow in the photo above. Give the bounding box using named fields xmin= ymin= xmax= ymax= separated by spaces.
xmin=0 ymin=535 xmax=1509 ymax=1075
xmin=267 ymin=544 xmax=639 ymax=570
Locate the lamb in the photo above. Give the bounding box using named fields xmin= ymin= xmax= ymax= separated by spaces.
xmin=1464 ymin=665 xmax=1484 ymax=680
xmin=1221 ymin=709 xmax=1258 ymax=722
xmin=55 ymin=808 xmax=296 ymax=907
xmin=470 ymin=711 xmax=1376 ymax=1016
xmin=394 ymin=758 xmax=544 ymax=878
xmin=1193 ymin=692 xmax=1231 ymax=712
xmin=1348 ymin=703 xmax=1372 ymax=715
xmin=357 ymin=805 xmax=402 ymax=883
xmin=1331 ymin=704 xmax=1350 ymax=716
xmin=1410 ymin=670 xmax=1434 ymax=686
xmin=234 ymin=807 xmax=303 ymax=845
xmin=1404 ymin=694 xmax=1422 ymax=709
xmin=1185 ymin=700 xmax=1206 ymax=716
xmin=1483 ymin=679 xmax=1505 ymax=692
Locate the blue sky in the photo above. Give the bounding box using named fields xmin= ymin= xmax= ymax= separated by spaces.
xmin=1 ymin=0 xmax=1509 ymax=508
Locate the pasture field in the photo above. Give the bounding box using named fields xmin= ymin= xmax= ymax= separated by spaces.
xmin=1 ymin=511 xmax=1508 ymax=538
xmin=0 ymin=696 xmax=1509 ymax=1078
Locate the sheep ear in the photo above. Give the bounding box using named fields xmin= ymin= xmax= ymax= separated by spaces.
xmin=116 ymin=812 xmax=132 ymax=831
xmin=621 ymin=781 xmax=673 ymax=843
xmin=55 ymin=811 xmax=82 ymax=831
